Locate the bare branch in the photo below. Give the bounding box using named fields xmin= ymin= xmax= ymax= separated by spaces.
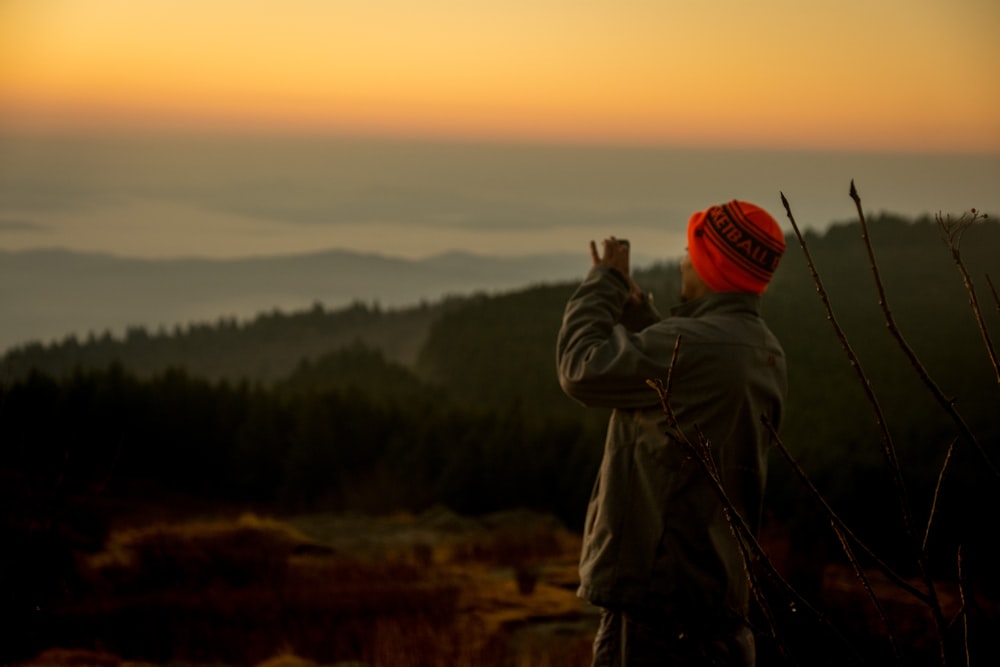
xmin=851 ymin=198 xmax=999 ymax=479
xmin=922 ymin=438 xmax=957 ymax=554
xmin=832 ymin=520 xmax=903 ymax=666
xmin=957 ymin=546 xmax=971 ymax=667
xmin=936 ymin=209 xmax=1000 ymax=385
xmin=761 ymin=416 xmax=928 ymax=603
xmin=851 ymin=182 xmax=967 ymax=661
xmin=647 ymin=366 xmax=856 ymax=661
xmin=986 ymin=274 xmax=999 ymax=315
xmin=781 ymin=190 xmax=920 ymax=556
xmin=785 ymin=187 xmax=948 ymax=662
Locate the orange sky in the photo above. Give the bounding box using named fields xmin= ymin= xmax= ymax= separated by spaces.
xmin=2 ymin=0 xmax=999 ymax=152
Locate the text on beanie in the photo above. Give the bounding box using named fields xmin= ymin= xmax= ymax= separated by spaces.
xmin=687 ymin=200 xmax=786 ymax=294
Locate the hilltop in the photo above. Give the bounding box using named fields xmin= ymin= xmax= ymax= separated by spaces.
xmin=0 ymin=247 xmax=599 ymax=355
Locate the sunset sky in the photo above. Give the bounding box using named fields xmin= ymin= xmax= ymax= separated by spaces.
xmin=3 ymin=0 xmax=999 ymax=152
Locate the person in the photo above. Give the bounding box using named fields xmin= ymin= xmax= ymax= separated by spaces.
xmin=555 ymin=200 xmax=787 ymax=666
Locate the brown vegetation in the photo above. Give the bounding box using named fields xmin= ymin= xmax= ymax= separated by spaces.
xmin=18 ymin=507 xmax=593 ymax=667
xmin=6 ymin=192 xmax=997 ymax=667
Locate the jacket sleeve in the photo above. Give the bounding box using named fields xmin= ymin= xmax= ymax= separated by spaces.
xmin=620 ymin=290 xmax=661 ymax=332
xmin=556 ymin=266 xmax=674 ymax=409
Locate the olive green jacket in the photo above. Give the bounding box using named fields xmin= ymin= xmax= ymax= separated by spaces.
xmin=556 ymin=266 xmax=786 ymax=619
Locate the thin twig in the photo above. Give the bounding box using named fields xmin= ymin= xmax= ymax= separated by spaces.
xmin=831 ymin=520 xmax=902 ymax=666
xmin=664 ymin=335 xmax=681 ymax=410
xmin=847 ymin=182 xmax=926 ymax=546
xmin=647 ymin=355 xmax=859 ymax=663
xmin=762 ymin=417 xmax=927 ymax=603
xmin=851 ymin=181 xmax=959 ymax=660
xmin=693 ymin=419 xmax=787 ymax=660
xmin=780 ymin=192 xmax=920 ymax=557
xmin=784 ymin=188 xmax=948 ymax=664
xmin=854 ymin=199 xmax=1000 ymax=479
xmin=887 ymin=208 xmax=1000 ymax=476
xmin=957 ymin=546 xmax=970 ymax=667
xmin=987 ymin=274 xmax=999 ymax=315
xmin=652 ymin=343 xmax=792 ymax=658
xmin=937 ymin=209 xmax=1000 ymax=385
xmin=922 ymin=438 xmax=957 ymax=554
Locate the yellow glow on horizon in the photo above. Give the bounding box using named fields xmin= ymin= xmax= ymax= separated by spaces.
xmin=2 ymin=0 xmax=998 ymax=151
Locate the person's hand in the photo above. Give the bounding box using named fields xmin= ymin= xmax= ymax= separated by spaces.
xmin=590 ymin=237 xmax=644 ymax=305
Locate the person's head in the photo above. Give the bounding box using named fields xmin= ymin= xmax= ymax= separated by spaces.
xmin=682 ymin=200 xmax=785 ymax=300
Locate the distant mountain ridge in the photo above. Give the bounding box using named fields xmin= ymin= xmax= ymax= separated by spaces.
xmin=0 ymin=246 xmax=611 ymax=353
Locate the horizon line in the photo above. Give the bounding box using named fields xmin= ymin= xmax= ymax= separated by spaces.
xmin=3 ymin=126 xmax=999 ymax=159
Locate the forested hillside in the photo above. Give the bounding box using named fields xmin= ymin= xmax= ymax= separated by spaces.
xmin=4 ymin=212 xmax=1000 ymax=666
xmin=2 ymin=213 xmax=998 ymax=560
xmin=1 ymin=299 xmax=445 ymax=383
xmin=0 ymin=247 xmax=592 ymax=354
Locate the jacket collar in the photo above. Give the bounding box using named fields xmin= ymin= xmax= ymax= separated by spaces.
xmin=669 ymin=291 xmax=762 ymax=318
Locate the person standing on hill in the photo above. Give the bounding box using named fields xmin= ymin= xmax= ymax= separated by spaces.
xmin=555 ymin=200 xmax=787 ymax=667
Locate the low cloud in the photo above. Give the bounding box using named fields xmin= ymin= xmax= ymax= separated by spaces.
xmin=189 ymin=183 xmax=675 ymax=232
xmin=0 ymin=218 xmax=48 ymax=232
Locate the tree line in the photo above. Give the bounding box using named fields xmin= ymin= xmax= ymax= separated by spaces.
xmin=1 ymin=357 xmax=597 ymax=526
xmin=2 ymin=213 xmax=998 ymax=571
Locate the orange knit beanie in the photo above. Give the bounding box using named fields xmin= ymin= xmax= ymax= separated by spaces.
xmin=686 ymin=200 xmax=786 ymax=294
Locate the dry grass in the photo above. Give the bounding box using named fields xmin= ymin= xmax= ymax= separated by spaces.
xmin=25 ymin=508 xmax=594 ymax=667
xmin=85 ymin=512 xmax=312 ymax=593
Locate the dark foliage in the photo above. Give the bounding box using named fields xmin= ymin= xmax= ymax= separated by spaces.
xmin=1 ymin=214 xmax=998 ymax=663
xmin=1 ymin=299 xmax=444 ymax=384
